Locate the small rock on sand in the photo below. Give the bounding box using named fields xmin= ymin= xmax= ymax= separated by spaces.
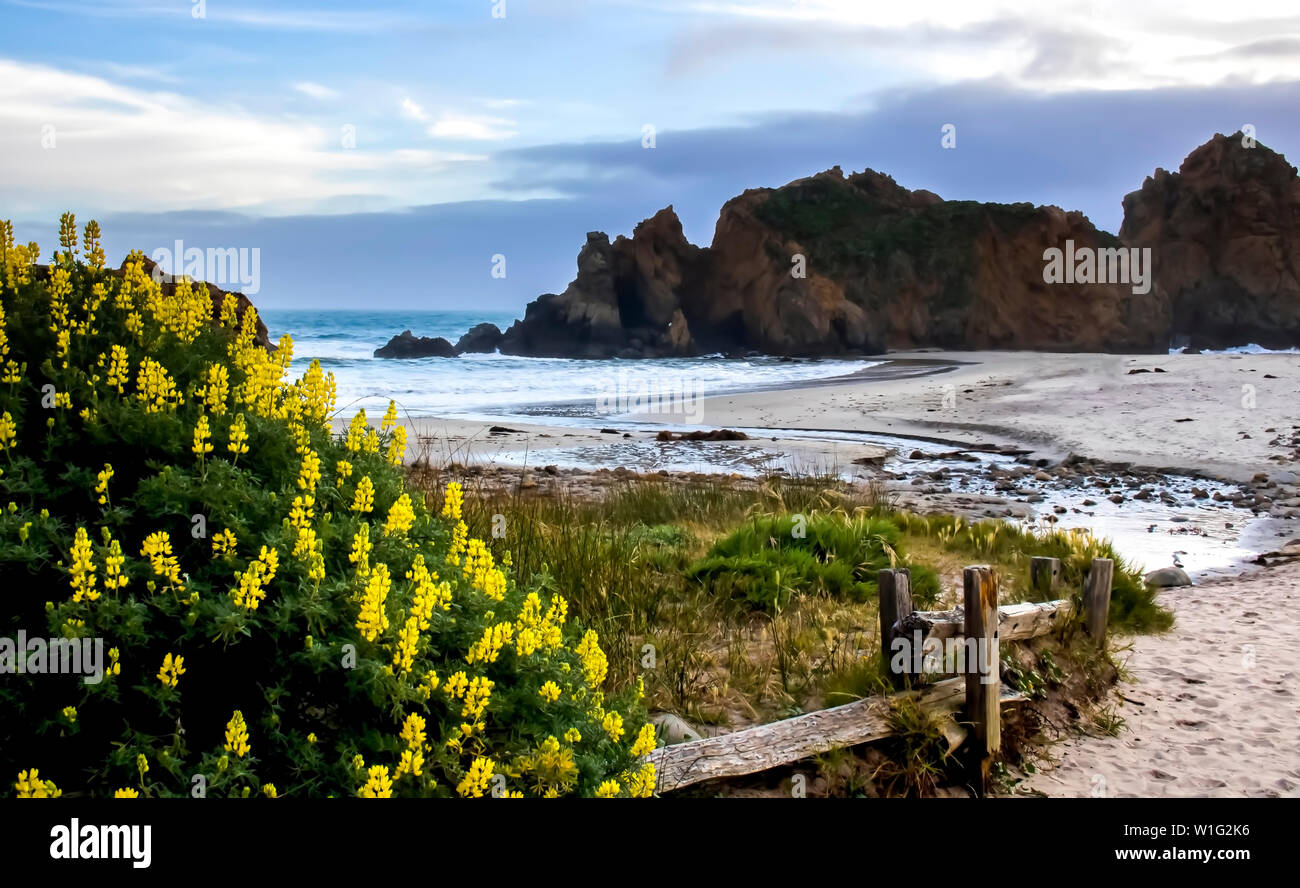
xmin=1145 ymin=566 xmax=1192 ymax=587
xmin=650 ymin=712 xmax=705 ymax=745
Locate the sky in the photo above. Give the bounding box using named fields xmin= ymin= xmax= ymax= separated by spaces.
xmin=2 ymin=0 xmax=1299 ymax=311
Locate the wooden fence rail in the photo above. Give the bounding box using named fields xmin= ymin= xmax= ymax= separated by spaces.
xmin=645 ymin=556 xmax=1113 ymax=795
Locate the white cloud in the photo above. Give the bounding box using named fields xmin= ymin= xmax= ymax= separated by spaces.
xmin=0 ymin=59 xmax=490 ymax=218
xmin=400 ymin=97 xmax=428 ymax=121
xmin=427 ymin=113 xmax=518 ymax=141
xmin=292 ymin=81 xmax=338 ymax=100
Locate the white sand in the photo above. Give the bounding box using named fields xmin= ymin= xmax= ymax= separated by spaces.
xmin=1021 ymin=560 xmax=1300 ymax=798
xmin=670 ymin=350 xmax=1300 ymax=483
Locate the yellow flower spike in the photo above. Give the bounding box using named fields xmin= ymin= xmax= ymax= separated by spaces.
xmin=382 ymin=493 xmax=415 ymax=537
xmin=0 ymin=411 xmax=15 ymax=451
xmin=211 ymin=528 xmax=237 ymax=557
xmin=156 ymin=652 xmax=185 ymax=689
xmin=575 ymin=630 xmax=608 ymax=688
xmin=602 ymin=711 xmax=625 ymax=743
xmin=14 ymin=768 xmax=62 ymax=798
xmin=113 ymin=788 xmax=140 ymax=798
xmin=68 ymin=526 xmax=98 ymax=603
xmin=630 ymin=723 xmax=657 ymax=758
xmin=262 ymin=784 xmax=278 ymax=799
xmin=455 ymin=757 xmax=494 ymax=798
xmin=224 ymin=711 xmax=251 ymax=758
xmin=134 ymin=357 xmax=180 ymax=413
xmin=351 ymin=475 xmax=375 ymax=514
xmin=355 ymin=562 xmax=390 ymax=642
xmin=227 ymin=413 xmax=250 ymax=459
xmin=595 ymin=780 xmax=621 ymax=798
xmin=381 ymin=400 xmax=398 ymax=432
xmin=192 ymin=414 xmax=213 ymax=461
xmin=61 ymin=706 xmax=77 ymax=723
xmin=140 ymin=531 xmax=183 ymax=590
xmin=441 ymin=482 xmax=464 ymax=521
xmin=196 ymin=363 xmax=230 ymax=415
xmin=538 ymin=681 xmax=561 ymax=703
xmin=358 ymin=765 xmax=393 ymax=798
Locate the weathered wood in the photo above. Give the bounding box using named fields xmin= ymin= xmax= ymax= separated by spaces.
xmin=1084 ymin=557 xmax=1114 ymax=643
xmin=907 ymin=599 xmax=1073 ymax=644
xmin=645 ymin=677 xmax=1024 ymax=793
xmin=1030 ymin=556 xmax=1061 ymax=594
xmin=963 ymin=565 xmax=1000 ymax=793
xmin=878 ymin=568 xmax=913 ymax=687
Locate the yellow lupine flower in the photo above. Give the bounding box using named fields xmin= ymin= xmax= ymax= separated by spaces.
xmin=386 ymin=425 xmax=406 ymax=466
xmin=103 ymin=535 xmax=127 ymax=591
xmin=227 ymin=413 xmax=250 ymax=458
xmin=298 ymin=450 xmax=322 ymax=490
xmin=61 ymin=706 xmax=77 ymax=723
xmin=575 ymin=630 xmax=608 ymax=687
xmin=0 ymin=411 xmax=16 ymax=451
xmin=94 ymin=464 xmax=113 ymax=506
xmin=455 ymin=757 xmax=494 ymax=798
xmin=134 ymin=357 xmax=179 ymax=413
xmin=230 ymin=546 xmax=278 ymax=611
xmin=14 ymin=768 xmax=62 ymax=798
xmin=197 ymin=363 xmax=230 ymax=415
xmin=630 ymin=723 xmax=657 ymax=758
xmin=113 ymin=788 xmax=140 ymax=798
xmin=140 ymin=531 xmax=183 ymax=590
xmin=68 ymin=526 xmax=98 ymax=603
xmin=358 ymin=765 xmax=393 ymax=798
xmin=382 ymin=493 xmax=415 ymax=537
xmin=356 ymin=562 xmax=390 ymax=642
xmin=563 ymin=728 xmax=582 ymax=744
xmin=602 ymin=710 xmax=625 ymax=743
xmin=595 ymin=780 xmax=620 ymax=798
xmin=224 ymin=711 xmax=251 ymax=758
xmin=441 ymin=481 xmax=463 ymax=521
xmin=156 ymin=652 xmax=185 ymax=689
xmin=538 ymin=681 xmax=561 ymax=703
xmin=105 ymin=344 xmax=129 ymax=393
xmin=351 ymin=475 xmax=375 ymax=514
xmin=192 ymin=414 xmax=213 ymax=460
xmin=211 ymin=528 xmax=237 ymax=557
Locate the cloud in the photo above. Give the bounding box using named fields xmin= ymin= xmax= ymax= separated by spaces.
xmin=292 ymin=81 xmax=339 ymax=100
xmin=400 ymin=97 xmax=428 ymax=121
xmin=0 ymin=59 xmax=492 ymax=219
xmin=427 ymin=113 xmax=518 ymax=141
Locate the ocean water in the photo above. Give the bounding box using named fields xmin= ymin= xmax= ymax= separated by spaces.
xmin=261 ymin=310 xmax=881 ymax=419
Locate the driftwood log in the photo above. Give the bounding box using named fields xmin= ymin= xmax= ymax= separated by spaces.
xmin=645 ymin=677 xmax=1023 ymax=793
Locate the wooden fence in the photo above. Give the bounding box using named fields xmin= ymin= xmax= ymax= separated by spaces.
xmin=645 ymin=556 xmax=1114 ymax=794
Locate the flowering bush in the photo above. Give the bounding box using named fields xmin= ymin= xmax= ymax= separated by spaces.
xmin=0 ymin=215 xmax=655 ymax=798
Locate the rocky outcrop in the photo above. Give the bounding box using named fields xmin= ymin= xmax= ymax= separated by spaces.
xmin=480 ymin=133 xmax=1300 ymax=357
xmin=498 ymin=208 xmax=705 ymax=358
xmin=374 ymin=330 xmax=458 ymax=359
xmin=454 ymin=322 xmax=504 ymax=354
xmin=1120 ymin=132 xmax=1300 ymax=350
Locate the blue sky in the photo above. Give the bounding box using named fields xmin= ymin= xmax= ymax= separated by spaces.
xmin=2 ymin=0 xmax=1299 ymax=310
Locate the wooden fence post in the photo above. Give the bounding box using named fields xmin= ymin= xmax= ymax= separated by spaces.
xmin=1084 ymin=557 xmax=1114 ymax=643
xmin=878 ymin=568 xmax=913 ymax=688
xmin=1030 ymin=556 xmax=1061 ymax=595
xmin=963 ymin=565 xmax=999 ymax=794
